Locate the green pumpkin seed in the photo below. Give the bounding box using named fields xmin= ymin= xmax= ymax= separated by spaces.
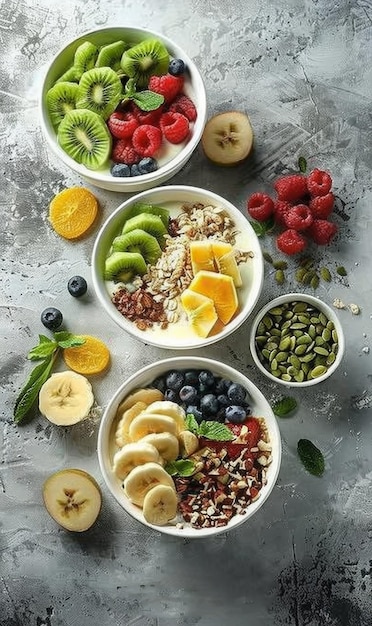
xmin=310 ymin=316 xmax=320 ymax=324
xmin=301 ymin=362 xmax=310 ymax=374
xmin=273 ymin=260 xmax=288 ymax=270
xmin=314 ymin=346 xmax=329 ymax=356
xmin=298 ymin=315 xmax=310 ymax=325
xmin=295 ymin=268 xmax=307 ymax=283
xmin=287 ymin=366 xmax=300 ymax=377
xmin=290 ymin=336 xmax=297 ymax=350
xmin=332 ymin=329 xmax=338 ymax=342
xmin=310 ymin=365 xmax=328 ymax=378
xmin=289 ymin=355 xmax=301 ymax=369
xmin=279 ymin=336 xmax=292 ymax=351
xmin=284 ymin=310 xmax=294 ymax=319
xmin=275 ymin=269 xmax=285 ymax=285
xmin=276 ymin=351 xmax=288 ymax=363
xmin=308 ymin=324 xmax=316 ymax=339
xmin=319 ymin=312 xmax=328 ymax=326
xmin=269 ymin=349 xmax=278 ymax=362
xmin=327 ymin=320 xmax=334 ymax=330
xmin=263 ymin=315 xmax=273 ymax=329
xmin=271 ymin=358 xmax=278 ymax=371
xmin=322 ymin=328 xmax=331 ymax=342
xmin=326 ymin=352 xmax=336 ymax=365
xmin=294 ymin=344 xmax=307 ymax=355
xmin=291 ymin=322 xmax=307 ymax=330
xmin=297 ymin=334 xmax=312 ymax=345
xmin=294 ymin=370 xmax=305 ymax=382
xmin=263 ymin=251 xmax=273 ymax=263
xmin=310 ymin=275 xmax=320 ymax=289
xmin=270 ymin=328 xmax=282 ymax=337
xmin=261 ymin=348 xmax=270 ymax=359
xmin=257 ymin=321 xmax=266 ymax=334
xmin=269 ymin=306 xmax=283 ymax=316
xmin=336 ymin=265 xmax=347 ymax=276
xmin=293 ymin=301 xmax=308 ymax=313
xmin=320 ymin=267 xmax=332 ymax=282
xmin=300 ymin=352 xmax=316 ymax=363
xmin=281 ymin=373 xmax=292 ymax=382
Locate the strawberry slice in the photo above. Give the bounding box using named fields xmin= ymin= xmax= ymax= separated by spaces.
xmin=199 ymin=438 xmax=253 ymax=460
xmin=227 ymin=417 xmax=261 ymax=447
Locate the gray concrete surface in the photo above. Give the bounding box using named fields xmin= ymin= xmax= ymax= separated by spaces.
xmin=1 ymin=1 xmax=372 ymax=625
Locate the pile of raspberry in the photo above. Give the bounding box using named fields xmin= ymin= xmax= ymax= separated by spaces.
xmin=247 ymin=169 xmax=338 ymax=255
xmin=107 ymin=61 xmax=197 ymax=178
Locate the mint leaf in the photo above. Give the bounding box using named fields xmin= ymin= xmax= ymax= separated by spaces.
xmin=54 ymin=332 xmax=86 ymax=349
xmin=185 ymin=413 xmax=199 ymax=434
xmin=132 ymin=90 xmax=164 ymax=111
xmin=298 ymin=156 xmax=307 ymax=173
xmin=165 ymin=459 xmax=195 ymax=477
xmin=198 ymin=421 xmax=234 ymax=441
xmin=250 ymin=215 xmax=275 ymax=238
xmin=28 ymin=336 xmax=57 ymax=360
xmin=297 ymin=439 xmax=325 ymax=476
xmin=14 ymin=354 xmax=56 ymax=424
xmin=272 ymin=396 xmax=297 ymax=417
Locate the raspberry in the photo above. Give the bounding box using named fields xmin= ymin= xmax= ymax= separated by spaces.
xmin=148 ymin=74 xmax=184 ymax=103
xmin=284 ymin=204 xmax=313 ymax=231
xmin=130 ymin=102 xmax=164 ymax=126
xmin=168 ymin=94 xmax=197 ymax=122
xmin=274 ymin=174 xmax=308 ymax=202
xmin=107 ymin=110 xmax=138 ymax=139
xmin=160 ymin=111 xmax=189 ymax=144
xmin=307 ymin=168 xmax=332 ymax=196
xmin=307 ymin=219 xmax=338 ymax=245
xmin=276 ymin=229 xmax=307 ymax=255
xmin=132 ymin=125 xmax=162 ymax=157
xmin=309 ymin=192 xmax=334 ymax=219
xmin=247 ymin=192 xmax=274 ymax=222
xmin=274 ymin=200 xmax=292 ymax=227
xmin=111 ymin=138 xmax=140 ymax=164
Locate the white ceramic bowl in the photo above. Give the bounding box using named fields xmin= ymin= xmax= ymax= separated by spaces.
xmin=97 ymin=356 xmax=282 ymax=538
xmin=249 ymin=292 xmax=345 ymax=387
xmin=40 ymin=27 xmax=206 ymax=192
xmin=91 ymin=185 xmax=264 ymax=349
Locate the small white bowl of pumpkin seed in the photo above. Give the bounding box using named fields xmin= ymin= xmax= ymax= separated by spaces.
xmin=249 ymin=293 xmax=345 ymax=387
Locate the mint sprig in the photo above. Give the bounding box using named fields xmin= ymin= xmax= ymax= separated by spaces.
xmin=185 ymin=414 xmax=234 ymax=441
xmin=297 ymin=439 xmax=325 ymax=476
xmin=298 ymin=156 xmax=307 ymax=173
xmin=272 ymin=396 xmax=297 ymax=417
xmin=121 ymin=78 xmax=164 ymax=111
xmin=250 ymin=215 xmax=275 ymax=238
xmin=165 ymin=459 xmax=195 ymax=477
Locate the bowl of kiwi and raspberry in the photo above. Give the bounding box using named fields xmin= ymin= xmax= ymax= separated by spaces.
xmin=40 ymin=27 xmax=206 ymax=192
xmin=97 ymin=356 xmax=282 ymax=538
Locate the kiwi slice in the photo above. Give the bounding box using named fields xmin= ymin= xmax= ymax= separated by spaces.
xmin=104 ymin=251 xmax=147 ymax=281
xmin=122 ymin=213 xmax=167 ymax=245
xmin=57 ymin=108 xmax=112 ymax=170
xmin=111 ymin=229 xmax=162 ymax=265
xmin=120 ymin=38 xmax=169 ymax=88
xmin=96 ymin=40 xmax=127 ymax=71
xmin=126 ymin=202 xmax=170 ymax=228
xmin=74 ymin=41 xmax=99 ymax=77
xmin=46 ymin=82 xmax=79 ymax=129
xmin=55 ymin=67 xmax=81 ymax=84
xmin=76 ymin=67 xmax=122 ymax=120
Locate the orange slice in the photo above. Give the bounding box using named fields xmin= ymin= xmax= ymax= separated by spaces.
xmin=188 ymin=270 xmax=238 ymax=325
xmin=49 ymin=187 xmax=99 ymax=239
xmin=215 ymin=250 xmax=242 ymax=287
xmin=180 ymin=289 xmax=218 ymax=337
xmin=211 ymin=240 xmax=233 ymax=258
xmin=189 ymin=240 xmax=215 ymax=275
xmin=63 ymin=335 xmax=110 ymax=375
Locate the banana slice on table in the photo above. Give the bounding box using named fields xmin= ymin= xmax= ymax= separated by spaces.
xmin=117 ymin=387 xmax=163 ymax=414
xmin=124 ymin=461 xmax=175 ymax=506
xmin=144 ymin=400 xmax=186 ymax=430
xmin=178 ymin=430 xmax=199 ymax=457
xmin=42 ymin=468 xmax=102 ymax=532
xmin=201 ymin=110 xmax=254 ymax=166
xmin=115 ymin=401 xmax=147 ymax=447
xmin=140 ymin=432 xmax=180 ymax=462
xmin=39 ymin=371 xmax=94 ymax=426
xmin=143 ymin=484 xmax=178 ymax=526
xmin=112 ymin=442 xmax=161 ymax=480
xmin=129 ymin=413 xmax=178 ymax=441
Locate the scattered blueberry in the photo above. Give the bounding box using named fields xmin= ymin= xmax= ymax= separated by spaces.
xmin=111 ymin=163 xmax=131 ymax=177
xmin=152 ymin=377 xmax=166 ymax=394
xmin=184 ymin=370 xmax=199 ymax=385
xmin=179 ymin=385 xmax=198 ymax=404
xmin=227 ymin=383 xmax=246 ymax=404
xmin=138 ymin=157 xmax=158 ymax=174
xmin=67 ymin=275 xmax=87 ymax=298
xmin=130 ymin=164 xmax=141 ymax=176
xmin=169 ymin=58 xmax=186 ymax=76
xmin=41 ymin=307 xmax=63 ymax=330
xmin=164 ymin=388 xmax=178 ymax=402
xmin=225 ymin=405 xmax=247 ymax=424
xmin=165 ymin=370 xmax=185 ymax=391
xmin=186 ymin=405 xmax=203 ymax=423
xmin=200 ymin=393 xmax=219 ymax=416
xmin=198 ymin=370 xmax=215 ymax=387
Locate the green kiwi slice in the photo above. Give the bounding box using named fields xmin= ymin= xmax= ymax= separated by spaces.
xmin=96 ymin=40 xmax=127 ymax=71
xmin=57 ymin=108 xmax=112 ymax=170
xmin=120 ymin=38 xmax=169 ymax=88
xmin=73 ymin=41 xmax=99 ymax=77
xmin=55 ymin=67 xmax=81 ymax=84
xmin=111 ymin=229 xmax=162 ymax=265
xmin=126 ymin=202 xmax=170 ymax=228
xmin=76 ymin=67 xmax=122 ymax=120
xmin=46 ymin=81 xmax=79 ymax=129
xmin=122 ymin=213 xmax=167 ymax=245
xmin=104 ymin=251 xmax=147 ymax=281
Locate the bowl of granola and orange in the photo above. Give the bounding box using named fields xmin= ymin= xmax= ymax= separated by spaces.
xmin=91 ymin=185 xmax=264 ymax=349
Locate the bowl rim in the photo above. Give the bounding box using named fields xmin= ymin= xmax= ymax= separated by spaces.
xmin=97 ymin=355 xmax=282 ymax=538
xmin=91 ymin=184 xmax=265 ymax=349
xmin=39 ymin=25 xmax=207 ymax=187
xmin=249 ymin=292 xmax=345 ymax=387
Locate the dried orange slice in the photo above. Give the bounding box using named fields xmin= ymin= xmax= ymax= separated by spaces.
xmin=49 ymin=187 xmax=99 ymax=239
xmin=63 ymin=335 xmax=110 ymax=375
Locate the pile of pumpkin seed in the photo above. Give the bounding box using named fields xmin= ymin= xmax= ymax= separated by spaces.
xmin=254 ymin=300 xmax=339 ymax=383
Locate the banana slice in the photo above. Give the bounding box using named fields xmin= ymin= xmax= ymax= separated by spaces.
xmin=124 ymin=462 xmax=175 ymax=506
xmin=129 ymin=413 xmax=178 ymax=441
xmin=112 ymin=442 xmax=161 ymax=480
xmin=42 ymin=468 xmax=102 ymax=532
xmin=115 ymin=401 xmax=147 ymax=447
xmin=117 ymin=387 xmax=163 ymax=414
xmin=143 ymin=484 xmax=178 ymax=526
xmin=144 ymin=400 xmax=186 ymax=430
xmin=39 ymin=371 xmax=94 ymax=426
xmin=202 ymin=111 xmax=254 ymax=166
xmin=178 ymin=430 xmax=200 ymax=457
xmin=140 ymin=432 xmax=180 ymax=462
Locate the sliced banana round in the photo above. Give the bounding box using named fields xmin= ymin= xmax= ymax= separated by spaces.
xmin=144 ymin=400 xmax=186 ymax=430
xmin=143 ymin=484 xmax=178 ymax=526
xmin=42 ymin=468 xmax=102 ymax=532
xmin=124 ymin=461 xmax=175 ymax=506
xmin=178 ymin=430 xmax=200 ymax=458
xmin=114 ymin=401 xmax=147 ymax=447
xmin=140 ymin=432 xmax=180 ymax=462
xmin=112 ymin=442 xmax=161 ymax=480
xmin=129 ymin=413 xmax=178 ymax=441
xmin=202 ymin=110 xmax=254 ymax=166
xmin=39 ymin=371 xmax=94 ymax=426
xmin=117 ymin=387 xmax=163 ymax=414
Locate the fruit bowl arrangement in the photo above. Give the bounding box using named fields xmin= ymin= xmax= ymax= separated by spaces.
xmin=91 ymin=185 xmax=264 ymax=349
xmin=97 ymin=356 xmax=282 ymax=538
xmin=40 ymin=27 xmax=206 ymax=192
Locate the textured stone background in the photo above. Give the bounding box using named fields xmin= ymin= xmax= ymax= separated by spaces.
xmin=1 ymin=1 xmax=372 ymax=625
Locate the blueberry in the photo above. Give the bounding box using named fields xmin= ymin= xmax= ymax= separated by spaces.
xmin=164 ymin=388 xmax=178 ymax=402
xmin=215 ymin=407 xmax=227 ymax=423
xmin=200 ymin=393 xmax=219 ymax=416
xmin=41 ymin=307 xmax=63 ymax=330
xmin=67 ymin=275 xmax=87 ymax=298
xmin=111 ymin=163 xmax=131 ymax=177
xmin=198 ymin=370 xmax=215 ymax=387
xmin=186 ymin=405 xmax=203 ymax=423
xmin=217 ymin=394 xmax=230 ymax=407
xmin=152 ymin=376 xmax=166 ymax=393
xmin=179 ymin=385 xmax=198 ymax=404
xmin=215 ymin=378 xmax=232 ymax=394
xmin=138 ymin=157 xmax=158 ymax=174
xmin=227 ymin=383 xmax=246 ymax=404
xmin=168 ymin=58 xmax=186 ymax=76
xmin=225 ymin=405 xmax=247 ymax=424
xmin=130 ymin=164 xmax=141 ymax=176
xmin=165 ymin=370 xmax=185 ymax=391
xmin=184 ymin=370 xmax=200 ymax=386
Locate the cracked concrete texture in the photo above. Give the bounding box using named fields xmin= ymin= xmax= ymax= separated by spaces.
xmin=1 ymin=1 xmax=372 ymax=625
